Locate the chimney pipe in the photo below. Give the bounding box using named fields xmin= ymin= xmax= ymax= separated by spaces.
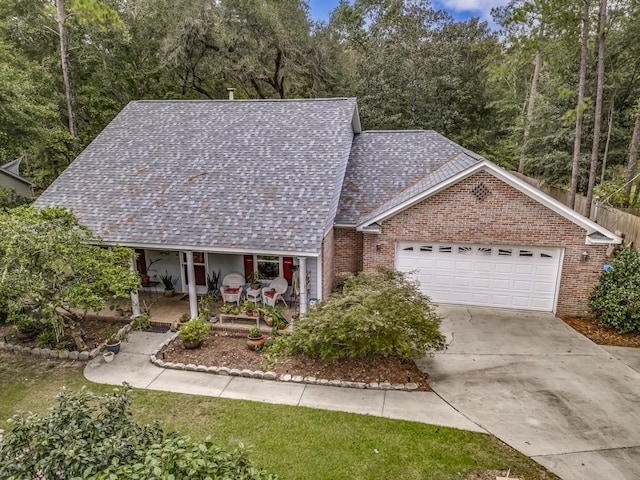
xmin=227 ymin=88 xmax=235 ymax=100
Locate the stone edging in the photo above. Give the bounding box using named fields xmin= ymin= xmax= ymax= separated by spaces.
xmin=149 ymin=332 xmax=420 ymax=392
xmin=0 ymin=321 xmax=133 ymax=362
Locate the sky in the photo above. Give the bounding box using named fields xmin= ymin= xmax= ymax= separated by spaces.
xmin=307 ymin=0 xmax=510 ymax=25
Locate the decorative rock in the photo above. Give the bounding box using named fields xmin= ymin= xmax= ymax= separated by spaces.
xmin=58 ymin=351 xmax=70 ymax=359
xmin=206 ymin=366 xmax=219 ymax=374
xmin=164 ymin=362 xmax=176 ymax=369
xmin=280 ymin=373 xmax=292 ymax=382
xmin=185 ymin=364 xmax=198 ymax=371
xmin=150 ymin=355 xmax=157 ymax=363
xmin=263 ymin=371 xmax=276 ymax=380
xmin=405 ymin=383 xmax=419 ymax=391
xmin=68 ymin=351 xmax=79 ymax=360
xmin=341 ymin=381 xmax=357 ymax=389
xmin=353 ymin=382 xmax=367 ymax=389
xmin=379 ymin=382 xmax=392 ymax=390
xmin=217 ymin=366 xmax=230 ymax=375
xmin=317 ymin=378 xmax=329 ymax=385
xmin=196 ymin=365 xmax=208 ymax=372
xmin=89 ymin=348 xmax=100 ymax=358
xmin=78 ymin=351 xmax=89 ymax=361
xmin=304 ymin=376 xmax=317 ymax=384
xmin=291 ymin=375 xmax=304 ymax=383
xmin=252 ymin=371 xmax=264 ymax=379
xmin=174 ymin=363 xmax=186 ymax=370
xmin=40 ymin=348 xmax=52 ymax=357
xmin=155 ymin=360 xmax=166 ymax=368
xmin=30 ymin=348 xmax=41 ymax=356
xmin=328 ymin=380 xmax=341 ymax=387
xmin=392 ymin=383 xmax=405 ymax=391
xmin=229 ymin=368 xmax=241 ymax=376
xmin=240 ymin=369 xmax=253 ymax=377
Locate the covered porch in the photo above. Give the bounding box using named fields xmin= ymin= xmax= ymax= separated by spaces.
xmin=127 ymin=248 xmax=320 ymax=321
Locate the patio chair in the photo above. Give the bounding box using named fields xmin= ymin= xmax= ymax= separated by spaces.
xmin=220 ymin=273 xmax=245 ymax=305
xmin=261 ymin=277 xmax=289 ymax=308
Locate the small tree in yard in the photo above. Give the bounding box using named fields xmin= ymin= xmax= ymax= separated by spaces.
xmin=0 ymin=206 xmax=140 ymax=349
xmin=286 ymin=268 xmax=446 ymax=361
xmin=0 ymin=384 xmax=276 ymax=480
xmin=590 ymin=245 xmax=640 ymax=333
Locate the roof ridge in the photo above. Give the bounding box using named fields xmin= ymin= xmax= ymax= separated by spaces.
xmin=132 ymin=98 xmax=355 ymax=104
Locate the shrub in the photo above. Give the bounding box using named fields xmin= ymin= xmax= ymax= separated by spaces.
xmin=0 ymin=385 xmax=276 ymax=480
xmin=286 ymin=268 xmax=446 ymax=361
xmin=179 ymin=316 xmax=212 ymax=344
xmin=590 ymin=245 xmax=640 ymax=333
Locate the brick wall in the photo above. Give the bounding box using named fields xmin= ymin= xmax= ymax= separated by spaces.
xmin=321 ymin=228 xmax=335 ymax=299
xmin=334 ymin=227 xmax=363 ymax=277
xmin=359 ymin=170 xmax=609 ymax=317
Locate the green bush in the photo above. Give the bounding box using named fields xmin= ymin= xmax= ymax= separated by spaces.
xmin=179 ymin=316 xmax=212 ymax=344
xmin=286 ymin=268 xmax=446 ymax=361
xmin=590 ymin=245 xmax=640 ymax=333
xmin=0 ymin=384 xmax=276 ymax=480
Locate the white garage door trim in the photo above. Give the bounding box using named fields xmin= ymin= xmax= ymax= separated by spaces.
xmin=395 ymin=242 xmax=563 ymax=312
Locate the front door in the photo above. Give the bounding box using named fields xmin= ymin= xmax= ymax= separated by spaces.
xmin=181 ymin=251 xmax=208 ymax=294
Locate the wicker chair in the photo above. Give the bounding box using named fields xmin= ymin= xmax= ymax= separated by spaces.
xmin=220 ymin=273 xmax=245 ymax=305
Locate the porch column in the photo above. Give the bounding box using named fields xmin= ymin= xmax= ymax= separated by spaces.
xmin=185 ymin=250 xmax=198 ymax=319
xmin=130 ymin=255 xmax=141 ymax=318
xmin=298 ymin=257 xmax=308 ymax=316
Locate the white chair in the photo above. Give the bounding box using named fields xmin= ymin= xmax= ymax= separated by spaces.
xmin=220 ymin=273 xmax=245 ymax=305
xmin=261 ymin=277 xmax=289 ymax=308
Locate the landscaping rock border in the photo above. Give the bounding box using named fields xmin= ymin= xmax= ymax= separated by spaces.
xmin=150 ymin=332 xmax=419 ymax=392
xmin=0 ymin=321 xmax=134 ymax=362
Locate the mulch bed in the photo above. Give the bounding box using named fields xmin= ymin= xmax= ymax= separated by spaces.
xmin=562 ymin=316 xmax=640 ymax=348
xmin=0 ymin=317 xmax=129 ymax=351
xmin=160 ymin=330 xmax=431 ymax=391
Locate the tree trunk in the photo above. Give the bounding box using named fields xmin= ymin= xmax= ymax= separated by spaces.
xmin=56 ymin=0 xmax=77 ymax=140
xmin=585 ymin=0 xmax=607 ymax=218
xmin=625 ymin=102 xmax=640 ymax=204
xmin=600 ymin=98 xmax=614 ymax=186
xmin=568 ymin=0 xmax=591 ymax=209
xmin=518 ymin=50 xmax=542 ymax=174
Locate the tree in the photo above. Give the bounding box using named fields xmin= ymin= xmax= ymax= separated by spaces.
xmin=286 ymin=268 xmax=446 ymax=361
xmin=0 ymin=206 xmax=139 ymax=349
xmin=585 ymin=0 xmax=607 ymax=217
xmin=625 ymin=101 xmax=640 ymax=203
xmin=0 ymin=384 xmax=276 ymax=480
xmin=568 ymin=0 xmax=591 ymax=209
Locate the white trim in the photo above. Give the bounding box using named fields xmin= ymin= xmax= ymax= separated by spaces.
xmin=352 ymin=104 xmax=362 ymax=134
xmin=552 ymin=248 xmax=565 ymax=315
xmin=334 ymin=223 xmax=357 ymax=228
xmin=180 ymin=250 xmax=208 ymax=295
xmin=99 ymin=241 xmax=320 ymax=258
xmin=358 ymin=160 xmax=622 ymax=245
xmin=316 ymin=249 xmax=323 ymax=301
xmin=253 ymin=254 xmax=283 ymax=280
xmin=185 ymin=251 xmax=198 ymax=319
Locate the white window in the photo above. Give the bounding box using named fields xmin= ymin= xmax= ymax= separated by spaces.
xmin=256 ymin=255 xmax=281 ymax=279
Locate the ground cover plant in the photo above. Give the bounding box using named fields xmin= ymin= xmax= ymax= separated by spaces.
xmin=0 ymin=354 xmax=556 ymax=480
xmin=590 ymin=245 xmax=640 ymax=333
xmin=286 ymin=268 xmax=446 ymax=361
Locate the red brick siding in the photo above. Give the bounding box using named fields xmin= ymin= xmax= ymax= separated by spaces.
xmin=334 ymin=227 xmax=363 ymax=277
xmin=321 ymin=229 xmax=335 ymax=299
xmin=358 ymin=171 xmax=608 ymax=316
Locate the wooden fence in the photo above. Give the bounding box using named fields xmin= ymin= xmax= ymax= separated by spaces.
xmin=513 ymin=173 xmax=640 ymax=248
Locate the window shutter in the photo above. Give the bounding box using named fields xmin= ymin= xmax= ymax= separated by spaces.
xmin=283 ymin=257 xmax=294 ymax=284
xmin=243 ymin=255 xmax=254 ymax=281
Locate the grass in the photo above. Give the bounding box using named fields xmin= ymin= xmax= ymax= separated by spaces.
xmin=0 ymin=353 xmax=555 ymax=480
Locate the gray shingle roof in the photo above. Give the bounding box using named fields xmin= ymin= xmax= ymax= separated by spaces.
xmin=336 ymin=130 xmax=483 ymax=225
xmin=35 ymin=99 xmax=357 ymax=254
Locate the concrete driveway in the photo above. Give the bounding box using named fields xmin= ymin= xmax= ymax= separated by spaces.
xmin=417 ymin=305 xmax=640 ymax=480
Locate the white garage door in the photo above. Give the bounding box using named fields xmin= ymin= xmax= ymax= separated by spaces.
xmin=396 ymin=242 xmax=562 ymax=312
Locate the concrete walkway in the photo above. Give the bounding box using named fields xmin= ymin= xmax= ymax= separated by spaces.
xmin=84 ymin=331 xmax=483 ymax=433
xmin=417 ymin=306 xmax=640 ymax=480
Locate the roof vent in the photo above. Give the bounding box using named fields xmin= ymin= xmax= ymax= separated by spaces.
xmin=471 ymin=183 xmax=490 ymax=202
xmin=227 ymin=88 xmax=235 ymax=100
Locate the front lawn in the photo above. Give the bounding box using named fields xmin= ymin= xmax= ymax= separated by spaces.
xmin=0 ymin=353 xmax=556 ymax=480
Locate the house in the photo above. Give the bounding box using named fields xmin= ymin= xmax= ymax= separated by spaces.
xmin=1 ymin=159 xmax=35 ymax=199
xmin=35 ymin=98 xmax=621 ymax=318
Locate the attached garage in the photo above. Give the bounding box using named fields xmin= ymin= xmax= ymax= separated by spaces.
xmin=396 ymin=242 xmax=563 ymax=312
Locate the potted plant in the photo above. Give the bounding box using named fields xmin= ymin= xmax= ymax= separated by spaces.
xmin=14 ymin=315 xmax=38 ymax=341
xmin=259 ymin=306 xmax=273 ymax=326
xmin=247 ymin=270 xmax=264 ymax=290
xmin=103 ymin=350 xmax=115 ymax=363
xmin=179 ymin=312 xmax=191 ymax=324
xmin=271 ymin=310 xmax=289 ymax=334
xmin=179 ymin=317 xmax=211 ymax=349
xmin=159 ymin=271 xmax=177 ymax=297
xmin=105 ymin=333 xmax=123 ymax=354
xmin=242 ymin=301 xmax=257 ymax=317
xmin=247 ymin=326 xmax=265 ymax=350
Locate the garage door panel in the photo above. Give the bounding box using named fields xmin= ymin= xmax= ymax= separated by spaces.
xmin=397 ymin=242 xmax=561 ymax=312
